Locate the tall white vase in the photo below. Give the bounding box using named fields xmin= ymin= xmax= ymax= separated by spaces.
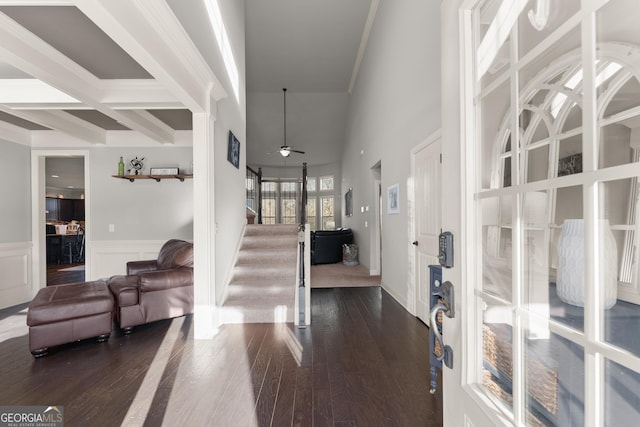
xmin=556 ymin=219 xmax=618 ymax=308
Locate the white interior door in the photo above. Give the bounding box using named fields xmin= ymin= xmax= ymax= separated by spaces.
xmin=413 ymin=133 xmax=441 ymax=324
xmin=442 ymin=1 xmax=640 ymax=426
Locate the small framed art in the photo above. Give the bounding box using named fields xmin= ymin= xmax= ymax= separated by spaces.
xmin=227 ymin=131 xmax=240 ymax=169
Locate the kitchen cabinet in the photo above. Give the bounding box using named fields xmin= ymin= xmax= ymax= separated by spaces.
xmin=46 ymin=198 xmax=59 ymax=221
xmin=46 ymin=197 xmax=84 ymax=221
xmin=59 ymin=199 xmax=74 ymax=222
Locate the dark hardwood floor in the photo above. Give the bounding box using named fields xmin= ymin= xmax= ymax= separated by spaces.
xmin=0 ymin=287 xmax=442 ymax=426
xmin=46 ymin=262 xmax=85 ymax=286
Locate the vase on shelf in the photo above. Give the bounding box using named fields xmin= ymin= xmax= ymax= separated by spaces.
xmin=556 ymin=219 xmax=618 ymax=309
xmin=118 ymin=156 xmax=125 ymax=176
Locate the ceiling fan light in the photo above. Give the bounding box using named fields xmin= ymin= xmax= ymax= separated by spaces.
xmin=280 ymin=146 xmax=291 ymax=157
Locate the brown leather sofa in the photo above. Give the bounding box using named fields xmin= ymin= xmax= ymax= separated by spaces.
xmin=108 ymin=239 xmax=194 ymax=333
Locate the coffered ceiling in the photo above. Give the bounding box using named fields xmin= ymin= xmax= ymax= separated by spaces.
xmin=0 ymin=0 xmax=377 ymax=168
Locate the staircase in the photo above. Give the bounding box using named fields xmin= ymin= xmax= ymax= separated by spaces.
xmin=220 ymin=224 xmax=298 ymax=323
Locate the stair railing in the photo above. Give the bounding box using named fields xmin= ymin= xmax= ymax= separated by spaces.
xmin=246 ymin=166 xmax=262 ymax=224
xmin=295 ymin=162 xmax=310 ymax=327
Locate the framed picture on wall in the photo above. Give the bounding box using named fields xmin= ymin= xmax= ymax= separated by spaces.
xmin=387 ymin=184 xmax=399 ymax=214
xmin=227 ymin=131 xmax=240 ymax=169
xmin=345 ymin=188 xmax=353 ymax=217
xmin=557 ymin=153 xmax=582 ymax=176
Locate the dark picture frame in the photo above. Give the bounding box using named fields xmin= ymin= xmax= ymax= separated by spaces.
xmin=345 ymin=188 xmax=353 ymax=217
xmin=227 ymin=130 xmax=240 ymax=169
xmin=558 ymin=153 xmax=582 ymax=176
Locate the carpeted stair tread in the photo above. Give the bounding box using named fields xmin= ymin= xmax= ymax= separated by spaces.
xmin=235 ymin=249 xmax=297 ymax=265
xmin=244 ymin=224 xmax=298 ymax=236
xmin=240 ymin=235 xmax=298 ymax=250
xmin=225 ymin=283 xmax=293 ymax=298
xmin=221 ymin=224 xmax=298 ymax=324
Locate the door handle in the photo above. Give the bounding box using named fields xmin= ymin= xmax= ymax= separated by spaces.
xmin=429 ymin=280 xmax=455 ymax=394
xmin=430 ymin=304 xmax=453 ymax=369
xmin=412 ymin=240 xmax=419 ymax=246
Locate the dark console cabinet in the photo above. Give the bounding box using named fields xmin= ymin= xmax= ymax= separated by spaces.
xmin=310 ymin=229 xmax=354 ymax=264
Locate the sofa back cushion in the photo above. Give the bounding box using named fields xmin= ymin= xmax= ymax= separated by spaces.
xmin=157 ymin=239 xmax=194 ymax=270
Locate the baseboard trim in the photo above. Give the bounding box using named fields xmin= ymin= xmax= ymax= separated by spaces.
xmin=382 ymin=282 xmax=410 ymax=313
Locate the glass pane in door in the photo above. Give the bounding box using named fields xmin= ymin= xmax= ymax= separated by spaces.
xmin=481 ymin=196 xmax=514 ymax=302
xmin=481 ymin=299 xmax=513 ymax=413
xmin=480 ymin=78 xmax=511 ymax=190
xmin=551 ymin=185 xmax=584 ymax=332
xmin=517 ymin=0 xmax=581 ymax=59
xmin=605 ymin=359 xmax=640 ymax=424
xmin=477 ymin=0 xmax=512 ymax=89
xmin=599 ymin=179 xmax=640 ymax=357
xmin=521 ymin=191 xmax=551 ymax=324
xmin=525 ymin=330 xmax=585 ymax=426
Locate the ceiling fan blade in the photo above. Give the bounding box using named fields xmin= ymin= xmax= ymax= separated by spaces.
xmin=291 ymin=149 xmax=305 ymax=154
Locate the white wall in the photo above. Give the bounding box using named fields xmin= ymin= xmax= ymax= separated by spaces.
xmin=341 ymin=0 xmax=441 ymax=307
xmin=168 ymin=0 xmax=247 ymax=304
xmin=0 ymin=139 xmax=31 ymax=243
xmin=0 ymin=139 xmax=32 ymax=309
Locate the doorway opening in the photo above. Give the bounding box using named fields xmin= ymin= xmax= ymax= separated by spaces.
xmin=371 ymin=161 xmax=382 ymax=276
xmin=33 ymin=153 xmax=88 ymax=287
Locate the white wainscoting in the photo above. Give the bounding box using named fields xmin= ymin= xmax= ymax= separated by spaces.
xmin=0 ymin=242 xmax=33 ymax=309
xmin=87 ymin=240 xmax=167 ymax=281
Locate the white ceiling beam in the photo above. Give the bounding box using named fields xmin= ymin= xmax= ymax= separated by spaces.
xmin=75 ymin=0 xmax=227 ymax=113
xmin=0 ymin=106 xmax=106 ymax=143
xmin=99 ymin=80 xmax=183 ymax=108
xmin=0 ymin=119 xmax=30 ymax=145
xmin=0 ymin=11 xmax=176 ymax=143
xmin=0 ymin=1 xmax=73 ymax=5
xmin=0 ymin=78 xmax=181 ymax=109
xmin=107 ymin=109 xmax=175 ymax=144
xmin=0 ymin=79 xmax=80 ymax=104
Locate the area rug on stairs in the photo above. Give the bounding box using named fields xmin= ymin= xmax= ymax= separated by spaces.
xmin=311 ymin=262 xmax=381 ymax=288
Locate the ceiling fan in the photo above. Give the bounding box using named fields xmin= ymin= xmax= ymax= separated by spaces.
xmin=279 ymin=88 xmax=305 ymax=157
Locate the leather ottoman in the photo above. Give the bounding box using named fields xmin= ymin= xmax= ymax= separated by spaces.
xmin=27 ymin=280 xmax=114 ymax=357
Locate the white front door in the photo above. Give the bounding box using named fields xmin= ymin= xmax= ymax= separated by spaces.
xmin=413 ymin=133 xmax=441 ymax=324
xmin=441 ymin=0 xmax=640 ymax=426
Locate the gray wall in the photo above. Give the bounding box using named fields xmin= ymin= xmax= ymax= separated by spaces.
xmin=0 ymin=139 xmax=31 ymax=243
xmin=341 ymin=0 xmax=441 ymax=303
xmin=90 ymin=147 xmax=194 ymax=241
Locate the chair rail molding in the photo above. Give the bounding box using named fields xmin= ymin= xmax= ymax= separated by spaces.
xmin=87 ymin=239 xmax=168 ymax=281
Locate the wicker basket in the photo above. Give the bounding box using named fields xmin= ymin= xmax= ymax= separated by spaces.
xmin=482 ymin=324 xmax=558 ymax=416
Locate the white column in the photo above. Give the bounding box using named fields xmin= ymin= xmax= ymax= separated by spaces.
xmin=192 ymin=108 xmax=218 ymax=339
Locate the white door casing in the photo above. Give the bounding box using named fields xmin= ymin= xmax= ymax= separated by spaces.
xmin=412 ymin=132 xmax=441 ymax=324
xmin=31 ymin=150 xmax=91 ymax=294
xmin=440 ymin=0 xmax=497 ymax=425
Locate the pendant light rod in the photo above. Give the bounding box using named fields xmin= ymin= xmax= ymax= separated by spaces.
xmin=283 ymin=88 xmax=287 ymax=148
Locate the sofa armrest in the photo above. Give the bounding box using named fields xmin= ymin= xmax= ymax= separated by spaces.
xmin=127 ymin=260 xmax=159 ymax=275
xmin=138 ymin=268 xmax=193 ymax=293
xmin=107 ymin=275 xmax=140 ymax=307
